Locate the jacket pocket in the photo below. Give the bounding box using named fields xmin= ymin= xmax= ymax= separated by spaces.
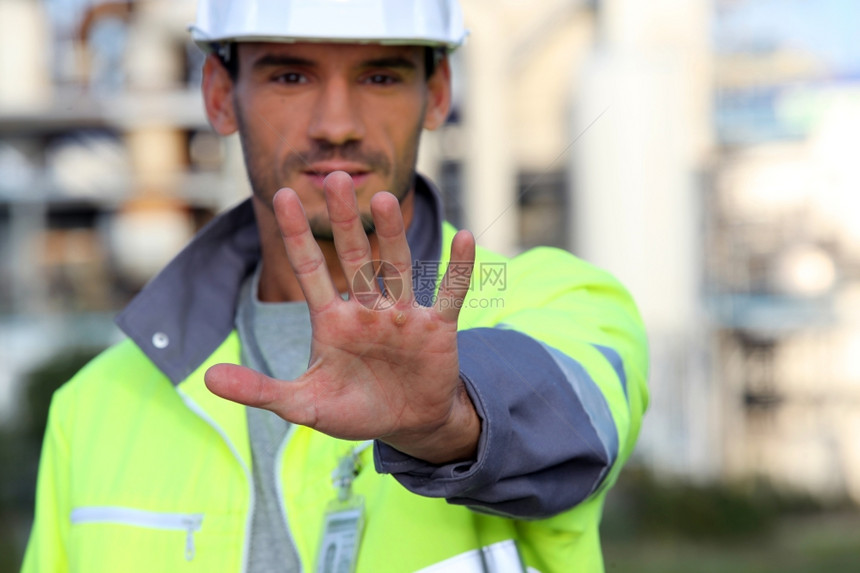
xmin=70 ymin=506 xmax=204 ymax=561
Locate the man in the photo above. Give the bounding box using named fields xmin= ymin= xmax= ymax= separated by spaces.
xmin=23 ymin=1 xmax=648 ymax=571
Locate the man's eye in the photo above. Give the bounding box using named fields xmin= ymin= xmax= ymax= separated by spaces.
xmin=275 ymin=72 xmax=306 ymax=84
xmin=365 ymin=74 xmax=398 ymax=85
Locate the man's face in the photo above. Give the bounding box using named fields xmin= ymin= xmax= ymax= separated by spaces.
xmin=204 ymin=42 xmax=450 ymax=240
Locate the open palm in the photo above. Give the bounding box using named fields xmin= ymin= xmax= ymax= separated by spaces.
xmin=205 ymin=172 xmax=479 ymax=463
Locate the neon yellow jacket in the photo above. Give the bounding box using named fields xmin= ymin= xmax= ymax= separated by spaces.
xmin=23 ymin=182 xmax=648 ymax=572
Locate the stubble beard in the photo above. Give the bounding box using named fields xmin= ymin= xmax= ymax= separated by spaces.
xmin=234 ymin=101 xmax=424 ymax=242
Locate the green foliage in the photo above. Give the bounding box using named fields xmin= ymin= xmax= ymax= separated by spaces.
xmin=602 ymin=466 xmax=860 ymax=573
xmin=603 ymin=466 xmax=830 ymax=542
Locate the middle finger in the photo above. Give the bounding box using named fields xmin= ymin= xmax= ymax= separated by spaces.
xmin=323 ymin=171 xmax=378 ymax=300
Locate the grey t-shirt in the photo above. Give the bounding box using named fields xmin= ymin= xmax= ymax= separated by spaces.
xmin=236 ymin=264 xmax=311 ymax=573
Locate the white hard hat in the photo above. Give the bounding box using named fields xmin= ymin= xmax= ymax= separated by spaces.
xmin=190 ymin=0 xmax=467 ymax=52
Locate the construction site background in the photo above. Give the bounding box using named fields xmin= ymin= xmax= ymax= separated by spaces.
xmin=1 ymin=0 xmax=859 ymax=570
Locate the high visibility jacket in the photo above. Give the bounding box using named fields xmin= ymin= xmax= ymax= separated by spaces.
xmin=23 ymin=199 xmax=648 ymax=572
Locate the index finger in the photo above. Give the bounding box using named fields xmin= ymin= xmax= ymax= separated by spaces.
xmin=273 ymin=188 xmax=340 ymax=311
xmin=434 ymin=230 xmax=476 ymax=322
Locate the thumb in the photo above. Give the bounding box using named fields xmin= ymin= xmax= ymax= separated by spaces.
xmin=204 ymin=363 xmax=288 ymax=410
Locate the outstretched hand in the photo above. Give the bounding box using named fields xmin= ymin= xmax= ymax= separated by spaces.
xmin=205 ymin=171 xmax=480 ymax=464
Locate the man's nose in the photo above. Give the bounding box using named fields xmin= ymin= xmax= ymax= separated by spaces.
xmin=308 ymin=78 xmax=365 ymax=146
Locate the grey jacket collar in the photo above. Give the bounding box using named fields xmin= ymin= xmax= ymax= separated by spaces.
xmin=116 ymin=174 xmax=445 ymax=385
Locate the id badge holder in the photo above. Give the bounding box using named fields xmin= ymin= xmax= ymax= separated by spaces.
xmin=315 ymin=443 xmax=370 ymax=573
xmin=316 ymin=495 xmax=365 ymax=573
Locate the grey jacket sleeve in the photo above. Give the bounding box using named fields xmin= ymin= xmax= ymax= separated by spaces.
xmin=373 ymin=327 xmax=621 ymax=519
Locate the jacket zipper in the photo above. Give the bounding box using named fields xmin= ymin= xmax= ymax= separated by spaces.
xmin=179 ymin=391 xmax=255 ymax=573
xmin=274 ymin=424 xmax=303 ymax=572
xmin=70 ymin=506 xmax=203 ymax=561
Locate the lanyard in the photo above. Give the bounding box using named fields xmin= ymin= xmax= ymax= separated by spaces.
xmin=316 ymin=441 xmax=372 ymax=573
xmin=331 ymin=441 xmax=372 ymax=502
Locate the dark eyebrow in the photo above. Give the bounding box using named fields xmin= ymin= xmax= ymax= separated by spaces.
xmin=251 ymin=54 xmax=316 ymax=70
xmin=250 ymin=54 xmax=417 ymax=72
xmin=360 ymin=57 xmax=417 ymax=70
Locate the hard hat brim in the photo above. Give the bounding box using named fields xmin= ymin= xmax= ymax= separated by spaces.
xmin=189 ymin=26 xmax=466 ymax=53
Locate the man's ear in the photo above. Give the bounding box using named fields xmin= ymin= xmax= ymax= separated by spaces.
xmin=202 ymin=54 xmax=239 ymax=135
xmin=423 ymin=56 xmax=452 ymax=131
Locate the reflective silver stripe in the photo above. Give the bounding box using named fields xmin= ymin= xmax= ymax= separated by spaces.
xmin=593 ymin=343 xmax=628 ymax=399
xmin=70 ymin=506 xmax=203 ymax=561
xmin=540 ymin=342 xmax=619 ymax=465
xmin=414 ymin=540 xmax=535 ymax=573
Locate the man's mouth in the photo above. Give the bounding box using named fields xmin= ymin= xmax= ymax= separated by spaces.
xmin=302 ymin=164 xmax=371 ymax=188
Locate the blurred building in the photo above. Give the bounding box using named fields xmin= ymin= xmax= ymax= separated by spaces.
xmin=0 ymin=0 xmax=248 ymax=424
xmin=707 ymin=0 xmax=860 ymax=502
xmin=569 ymin=0 xmax=715 ymax=482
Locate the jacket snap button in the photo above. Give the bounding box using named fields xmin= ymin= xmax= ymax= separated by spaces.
xmin=152 ymin=332 xmax=170 ymax=349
